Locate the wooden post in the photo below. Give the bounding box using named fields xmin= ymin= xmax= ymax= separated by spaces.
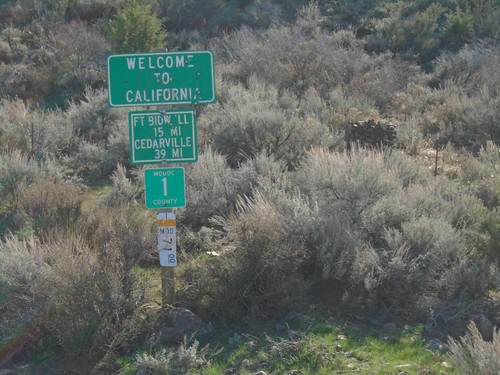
xmin=434 ymin=133 xmax=440 ymax=177
xmin=161 ymin=265 xmax=175 ymax=306
xmin=159 ymin=163 xmax=176 ymax=309
xmin=157 ymin=100 xmax=176 ymax=310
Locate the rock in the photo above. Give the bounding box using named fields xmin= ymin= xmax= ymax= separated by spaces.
xmin=441 ymin=361 xmax=453 ymax=368
xmin=0 ymin=366 xmax=33 ymax=375
xmin=197 ymin=321 xmax=215 ymax=336
xmin=474 ymin=316 xmax=494 ymax=341
xmin=159 ymin=307 xmax=203 ymax=344
xmin=228 ymin=333 xmax=243 ymax=345
xmin=382 ymin=323 xmax=397 ymax=333
xmin=427 ymin=338 xmax=446 ymax=351
xmin=275 ymin=322 xmax=287 ymax=332
xmin=369 ymin=318 xmax=382 ymax=326
xmin=364 ymin=297 xmax=378 ymax=313
xmin=344 ymin=120 xmax=397 ymax=151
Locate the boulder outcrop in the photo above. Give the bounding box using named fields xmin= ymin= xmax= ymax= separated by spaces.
xmin=344 ymin=120 xmax=397 ymax=151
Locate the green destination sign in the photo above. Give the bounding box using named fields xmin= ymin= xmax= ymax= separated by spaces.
xmin=129 ymin=110 xmax=197 ymax=164
xmin=144 ymin=167 xmax=186 ymax=209
xmin=107 ymin=50 xmax=215 ymax=107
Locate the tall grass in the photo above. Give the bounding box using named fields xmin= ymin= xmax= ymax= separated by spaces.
xmin=0 ymin=199 xmax=155 ymax=367
xmin=448 ymin=321 xmax=500 ymax=375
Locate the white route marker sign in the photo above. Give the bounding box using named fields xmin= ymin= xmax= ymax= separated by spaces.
xmin=157 ymin=212 xmax=177 ymax=267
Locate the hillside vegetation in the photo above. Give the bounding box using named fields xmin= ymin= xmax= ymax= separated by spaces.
xmin=0 ymin=0 xmax=499 ymax=373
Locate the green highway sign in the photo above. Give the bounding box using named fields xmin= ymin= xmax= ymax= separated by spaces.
xmin=107 ymin=50 xmax=215 ymax=107
xmin=145 ymin=167 xmax=186 ymax=209
xmin=129 ymin=110 xmax=197 ymax=164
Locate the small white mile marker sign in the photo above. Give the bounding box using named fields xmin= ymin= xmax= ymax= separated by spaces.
xmin=157 ymin=212 xmax=177 ymax=267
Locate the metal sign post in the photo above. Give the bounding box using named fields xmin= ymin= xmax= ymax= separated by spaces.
xmin=107 ymin=49 xmax=216 ymax=313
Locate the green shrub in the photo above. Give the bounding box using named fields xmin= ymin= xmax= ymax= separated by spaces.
xmin=367 ymin=3 xmax=446 ymax=70
xmin=322 ymin=87 xmax=379 ymax=135
xmin=402 ymin=180 xmax=484 ymax=229
xmin=225 ymin=192 xmax=310 ymax=316
xmin=16 ymin=177 xmax=85 ymax=235
xmin=361 ymin=193 xmax=417 ymax=246
xmin=182 ymin=149 xmax=238 ymax=229
xmin=290 ymin=148 xmax=494 ymax=327
xmin=104 ymin=163 xmax=141 ymax=206
xmin=393 ymin=117 xmax=426 ymax=155
xmin=0 ymin=149 xmax=45 ymax=235
xmin=0 ymin=98 xmax=72 ymax=160
xmin=135 ymin=348 xmax=172 ymax=375
xmin=178 ymin=191 xmax=312 ymax=321
xmin=102 ymin=121 xmax=131 ymax=175
xmin=60 ymin=88 xmax=128 ymax=182
xmin=158 ymin=0 xmax=257 ymax=38
xmin=0 ymin=231 xmax=146 ymax=363
xmin=346 ymin=53 xmax=421 ymax=112
xmin=134 ymin=340 xmax=207 ymax=375
xmin=419 ymin=83 xmax=500 ymax=149
xmin=370 ymin=180 xmax=491 ymax=322
xmin=109 ymin=0 xmax=167 ymax=53
xmin=434 ymin=43 xmax=500 ymax=97
xmin=0 ymin=2 xmax=32 ymax=28
xmin=0 ymin=27 xmax=28 ymax=64
xmin=79 ymin=203 xmax=155 ymax=269
xmin=381 ymin=216 xmax=463 ymax=301
xmin=469 ymin=0 xmax=500 ymax=41
xmin=0 ymin=158 xmax=152 ymax=364
xmin=66 ymin=87 xmax=122 ymax=143
xmin=0 ymin=40 xmax=12 ymax=64
xmin=459 ymin=142 xmax=499 ymax=210
xmin=468 ymin=209 xmax=500 ymax=264
xmin=66 ymin=0 xmax=122 ymax=23
xmin=294 ymin=148 xmax=402 ymax=225
xmin=202 ymin=77 xmax=328 ymax=168
xmin=43 ymin=20 xmax=109 ymax=100
xmin=178 ymin=148 xmax=493 ymax=327
xmin=235 ymin=151 xmax=293 ymax=197
xmin=0 ymin=21 xmax=109 ymax=105
xmin=321 ymin=0 xmax=377 ymax=28
xmin=293 ymin=149 xmax=404 ymax=283
xmin=64 ymin=140 xmax=107 ymax=181
xmin=441 ymin=6 xmax=474 ymax=52
xmin=385 ymin=82 xmax=440 ymax=119
xmin=222 ymin=14 xmax=370 ymax=98
xmin=296 ymin=87 xmax=335 ymax=132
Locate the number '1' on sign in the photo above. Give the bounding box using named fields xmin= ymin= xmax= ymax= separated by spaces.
xmin=162 ymin=177 xmax=168 ymax=195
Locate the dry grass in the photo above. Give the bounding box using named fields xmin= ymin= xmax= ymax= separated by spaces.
xmin=448 ymin=321 xmax=500 ymax=375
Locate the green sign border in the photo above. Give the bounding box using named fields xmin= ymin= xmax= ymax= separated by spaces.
xmin=107 ymin=50 xmax=216 ymax=107
xmin=144 ymin=167 xmax=186 ymax=209
xmin=129 ymin=109 xmax=197 ymax=164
